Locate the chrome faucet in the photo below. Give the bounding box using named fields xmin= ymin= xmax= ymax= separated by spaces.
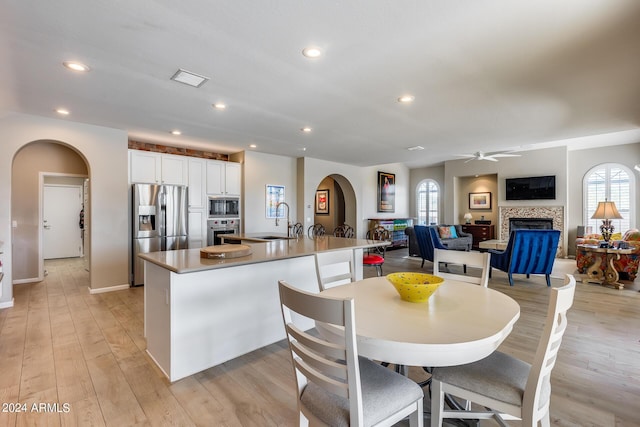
xmin=275 ymin=202 xmax=291 ymax=237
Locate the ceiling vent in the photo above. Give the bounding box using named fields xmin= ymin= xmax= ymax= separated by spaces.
xmin=170 ymin=69 xmax=209 ymax=88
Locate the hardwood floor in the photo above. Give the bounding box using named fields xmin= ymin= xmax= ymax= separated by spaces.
xmin=0 ymin=250 xmax=639 ymax=426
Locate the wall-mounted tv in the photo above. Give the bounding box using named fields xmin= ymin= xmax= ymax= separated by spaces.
xmin=505 ymin=175 xmax=556 ymax=200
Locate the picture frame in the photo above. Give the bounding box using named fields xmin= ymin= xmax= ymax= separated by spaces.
xmin=377 ymin=171 xmax=395 ymax=212
xmin=469 ymin=192 xmax=491 ymax=210
xmin=315 ymin=189 xmax=330 ymax=215
xmin=266 ymin=184 xmax=285 ymax=218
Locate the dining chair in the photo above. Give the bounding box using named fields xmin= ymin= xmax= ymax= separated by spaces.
xmin=314 ymin=249 xmax=355 ymax=291
xmin=363 ymin=226 xmax=390 ymax=276
xmin=334 ymin=223 xmax=355 ymax=238
xmin=307 ymin=223 xmax=326 ymax=238
xmin=430 ymin=274 xmax=576 ymax=427
xmin=291 ymin=222 xmax=304 ymax=237
xmin=489 ymin=229 xmax=561 ymax=286
xmin=433 ymin=248 xmax=490 ymax=287
xmin=278 ymin=280 xmax=424 ymax=427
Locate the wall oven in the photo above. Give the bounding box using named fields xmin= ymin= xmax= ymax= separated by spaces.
xmin=209 ymin=196 xmax=240 ymax=218
xmin=207 ymin=218 xmax=240 ymax=245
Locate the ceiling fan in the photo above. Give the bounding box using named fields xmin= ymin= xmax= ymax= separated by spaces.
xmin=457 ymin=150 xmax=521 ymax=163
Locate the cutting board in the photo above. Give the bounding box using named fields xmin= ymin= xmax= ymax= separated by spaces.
xmin=200 ymin=244 xmax=252 ymax=259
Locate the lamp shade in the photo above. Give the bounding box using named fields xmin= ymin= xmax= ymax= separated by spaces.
xmin=463 ymin=213 xmax=473 ymax=220
xmin=591 ymin=200 xmax=623 ymax=219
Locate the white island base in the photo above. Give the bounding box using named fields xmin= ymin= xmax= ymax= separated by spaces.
xmin=142 ymin=238 xmax=371 ymax=382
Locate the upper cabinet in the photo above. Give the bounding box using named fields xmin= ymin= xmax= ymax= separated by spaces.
xmin=206 ymin=160 xmax=241 ymax=195
xmin=129 ymin=150 xmax=188 ymax=185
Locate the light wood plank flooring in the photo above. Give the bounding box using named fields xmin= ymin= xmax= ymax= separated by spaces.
xmin=0 ymin=251 xmax=639 ymax=426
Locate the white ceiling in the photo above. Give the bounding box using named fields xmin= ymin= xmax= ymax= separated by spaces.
xmin=1 ymin=0 xmax=640 ymax=168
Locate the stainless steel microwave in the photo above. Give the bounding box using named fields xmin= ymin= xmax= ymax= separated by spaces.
xmin=208 ymin=196 xmax=240 ymax=218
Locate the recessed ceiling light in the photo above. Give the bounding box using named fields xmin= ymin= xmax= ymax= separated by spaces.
xmin=171 ymin=130 xmax=182 ymax=135
xmin=249 ymin=144 xmax=257 ymax=149
xmin=212 ymin=103 xmax=226 ymax=110
xmin=302 ymin=47 xmax=322 ymax=58
xmin=63 ymin=61 xmax=91 ymax=72
xmin=55 ymin=108 xmax=70 ymax=115
xmin=301 ymin=127 xmax=312 ymax=133
xmin=407 ymin=145 xmax=424 ymax=151
xmin=398 ymin=95 xmax=415 ymax=103
xmin=170 ymin=69 xmax=209 ymax=88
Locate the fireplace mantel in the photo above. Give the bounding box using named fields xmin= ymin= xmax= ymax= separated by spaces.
xmin=498 ymin=206 xmax=565 ymax=257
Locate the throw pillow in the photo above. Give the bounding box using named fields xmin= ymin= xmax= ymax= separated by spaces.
xmin=449 ymin=226 xmax=458 ymax=238
xmin=438 ymin=226 xmax=452 ymax=239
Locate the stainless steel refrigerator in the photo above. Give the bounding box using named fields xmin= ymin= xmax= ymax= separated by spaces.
xmin=132 ymin=183 xmax=188 ymax=286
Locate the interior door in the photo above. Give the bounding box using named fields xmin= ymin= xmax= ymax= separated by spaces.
xmin=43 ymin=185 xmax=83 ymax=259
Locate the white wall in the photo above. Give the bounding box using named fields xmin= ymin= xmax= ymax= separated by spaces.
xmin=361 ymin=163 xmax=411 ymax=222
xmin=242 ymin=151 xmax=299 ymax=235
xmin=0 ymin=113 xmax=129 ymax=304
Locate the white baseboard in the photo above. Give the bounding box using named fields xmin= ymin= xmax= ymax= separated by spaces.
xmin=13 ymin=277 xmax=41 ymax=284
xmin=0 ymin=298 xmax=15 ymax=309
xmin=88 ymin=284 xmax=130 ymax=294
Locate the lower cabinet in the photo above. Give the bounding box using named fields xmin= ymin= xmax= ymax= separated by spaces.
xmin=461 ymin=224 xmax=495 ymax=250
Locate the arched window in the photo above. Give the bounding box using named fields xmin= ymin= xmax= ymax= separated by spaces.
xmin=583 ymin=164 xmax=634 ymax=234
xmin=417 ymin=179 xmax=439 ymax=225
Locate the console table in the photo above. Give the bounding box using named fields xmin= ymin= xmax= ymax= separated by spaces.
xmin=577 ymin=244 xmax=635 ymax=290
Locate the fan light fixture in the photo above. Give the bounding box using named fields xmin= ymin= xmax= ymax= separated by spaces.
xmin=459 ymin=151 xmax=521 ymax=163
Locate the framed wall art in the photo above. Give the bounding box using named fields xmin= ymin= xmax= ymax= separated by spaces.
xmin=266 ymin=184 xmax=285 ymax=218
xmin=315 ymin=189 xmax=330 ymax=215
xmin=469 ymin=192 xmax=491 ymax=210
xmin=377 ymin=171 xmax=395 ymax=212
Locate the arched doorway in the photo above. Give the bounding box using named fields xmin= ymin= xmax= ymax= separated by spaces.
xmin=313 ymin=174 xmax=357 ymax=235
xmin=11 ymin=140 xmax=90 ymax=283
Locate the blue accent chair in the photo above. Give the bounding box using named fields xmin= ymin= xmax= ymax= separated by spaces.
xmin=415 ymin=226 xmax=467 ymax=272
xmin=489 ymin=229 xmax=561 ymax=286
xmin=415 ymin=226 xmax=440 ymax=268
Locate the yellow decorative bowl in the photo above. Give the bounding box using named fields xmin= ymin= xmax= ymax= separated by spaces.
xmin=386 ymin=272 xmax=444 ymax=303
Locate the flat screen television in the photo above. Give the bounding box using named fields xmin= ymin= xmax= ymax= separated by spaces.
xmin=505 ymin=175 xmax=556 ymax=200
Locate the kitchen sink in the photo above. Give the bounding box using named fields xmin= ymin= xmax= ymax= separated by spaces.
xmin=253 ymin=235 xmax=296 ymax=240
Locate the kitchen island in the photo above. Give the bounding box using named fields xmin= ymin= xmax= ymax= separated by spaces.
xmin=140 ymin=235 xmax=385 ymax=382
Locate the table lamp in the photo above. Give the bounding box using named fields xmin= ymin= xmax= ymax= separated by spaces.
xmin=463 ymin=213 xmax=473 ymax=224
xmin=591 ymin=199 xmax=623 ymax=244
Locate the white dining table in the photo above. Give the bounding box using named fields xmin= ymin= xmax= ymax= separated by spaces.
xmin=317 ymin=276 xmax=520 ymax=367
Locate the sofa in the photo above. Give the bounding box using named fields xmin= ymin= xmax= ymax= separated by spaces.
xmin=576 ymin=229 xmax=640 ymax=281
xmin=405 ymin=224 xmax=472 ymax=255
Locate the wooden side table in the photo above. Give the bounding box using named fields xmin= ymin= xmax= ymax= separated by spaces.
xmin=577 ymin=244 xmax=635 ymax=289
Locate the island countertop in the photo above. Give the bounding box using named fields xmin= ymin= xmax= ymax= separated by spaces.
xmin=138 ymin=235 xmax=387 ymax=274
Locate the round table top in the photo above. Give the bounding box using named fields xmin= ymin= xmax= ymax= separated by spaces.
xmin=318 ymin=276 xmax=520 ymax=367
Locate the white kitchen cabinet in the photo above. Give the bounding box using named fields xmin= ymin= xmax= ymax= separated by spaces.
xmin=206 ymin=160 xmax=241 ymax=196
xmin=129 ymin=150 xmax=160 ymax=183
xmin=187 ymin=158 xmax=206 ymax=209
xmin=129 ymin=150 xmax=188 ymax=185
xmin=188 ymin=210 xmax=206 ymax=249
xmin=160 ymin=154 xmax=188 ymax=185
